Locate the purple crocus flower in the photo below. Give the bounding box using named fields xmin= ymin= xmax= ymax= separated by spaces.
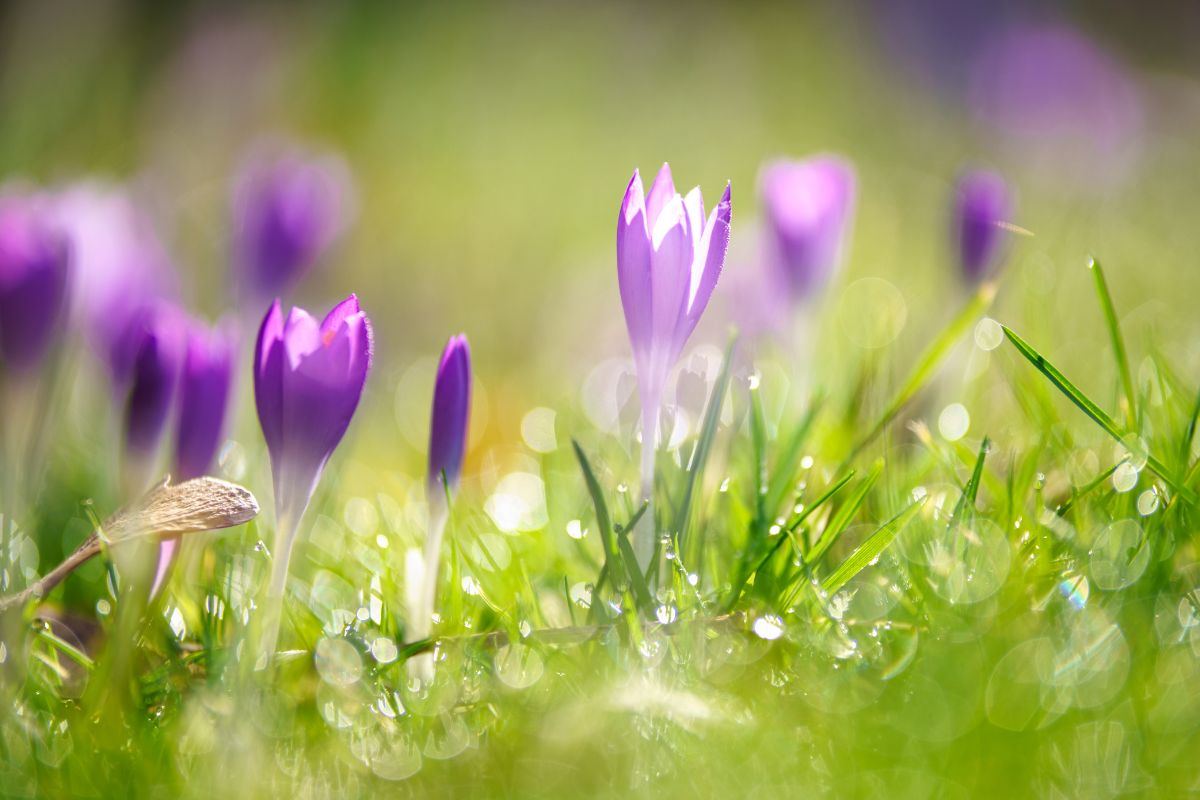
xmin=0 ymin=197 xmax=71 ymax=375
xmin=759 ymin=156 xmax=856 ymax=301
xmin=427 ymin=334 xmax=471 ymax=497
xmin=175 ymin=320 xmax=234 ymax=481
xmin=954 ymin=170 xmax=1013 ymax=284
xmin=123 ymin=304 xmax=185 ymax=459
xmin=50 ymin=184 xmax=177 ymax=386
xmin=617 ymin=163 xmax=731 ymax=560
xmin=254 ymin=295 xmax=371 ymax=617
xmin=409 ymin=334 xmax=472 ymax=677
xmin=233 ymin=147 xmax=352 ymax=304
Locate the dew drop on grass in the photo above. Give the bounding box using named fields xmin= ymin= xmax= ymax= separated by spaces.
xmin=938 ymin=403 xmax=970 ymax=442
xmin=752 ymin=615 xmax=785 ymax=641
xmin=1137 ymin=488 xmax=1160 ymax=516
xmin=461 ymin=575 xmax=482 ymax=595
xmin=494 ymin=644 xmax=544 ymax=689
xmin=655 ymin=605 xmax=677 ymax=624
xmin=800 ymin=455 xmax=814 ymax=470
xmin=1089 ymin=519 xmax=1149 ymax=590
xmin=371 ymin=637 xmax=398 ymax=664
xmin=974 ymin=317 xmax=1004 ymax=351
xmin=566 ymin=519 xmax=587 ymax=540
xmin=315 ymin=638 xmax=363 ymax=688
xmin=569 ymin=582 xmax=593 ymax=609
xmin=1112 ymin=462 xmax=1139 ymax=493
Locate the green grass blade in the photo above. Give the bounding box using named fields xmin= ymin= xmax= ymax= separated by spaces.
xmin=807 ymin=461 xmax=882 ymax=566
xmin=1002 ymin=325 xmax=1197 ymax=504
xmin=821 ymin=497 xmax=926 ymax=595
xmin=1089 ymin=258 xmax=1137 ymax=430
xmin=572 ymin=440 xmax=652 ymax=610
xmin=765 ymin=398 xmax=824 ymax=516
xmin=846 ymin=282 xmax=996 ymax=463
xmin=947 ymin=436 xmax=989 ymax=530
xmin=674 ymin=335 xmax=737 ymax=546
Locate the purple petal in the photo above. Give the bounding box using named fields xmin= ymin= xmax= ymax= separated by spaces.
xmin=617 ymin=171 xmax=653 ymax=361
xmin=644 ymin=163 xmax=677 ymax=228
xmin=123 ymin=304 xmax=185 ymax=457
xmin=428 ymin=334 xmax=471 ymax=493
xmin=253 ymin=299 xmax=286 ymax=462
xmin=649 ymin=194 xmax=693 ymax=356
xmin=175 ymin=320 xmax=234 ymax=480
xmin=0 ymin=198 xmax=71 ymax=374
xmin=674 ymin=182 xmax=731 ymax=359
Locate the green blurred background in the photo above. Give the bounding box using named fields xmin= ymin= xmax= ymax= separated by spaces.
xmin=4 ymin=0 xmax=1200 ymax=488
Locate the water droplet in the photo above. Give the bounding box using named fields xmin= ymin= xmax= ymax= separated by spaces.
xmin=1137 ymin=488 xmax=1160 ymax=516
xmin=315 ymin=638 xmax=363 ymax=688
xmin=974 ymin=317 xmax=1004 ymax=351
xmin=1112 ymin=462 xmax=1139 ymax=493
xmin=655 ymin=605 xmax=678 ymax=624
xmin=371 ymin=637 xmax=399 ymax=664
xmin=752 ymin=615 xmax=785 ymax=641
xmin=495 ymin=644 xmax=544 ymax=689
xmin=800 ymin=455 xmax=815 ymax=470
xmin=566 ymin=519 xmax=587 ymax=540
xmin=938 ymin=403 xmax=970 ymax=442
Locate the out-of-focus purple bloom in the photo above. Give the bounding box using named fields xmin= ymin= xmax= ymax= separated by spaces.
xmin=428 ymin=334 xmax=471 ymax=497
xmin=234 ymin=147 xmax=352 ymax=303
xmin=51 ymin=184 xmax=177 ymax=385
xmin=954 ymin=170 xmax=1013 ymax=284
xmin=759 ymin=156 xmax=856 ymax=302
xmin=254 ymin=294 xmax=372 ymax=528
xmin=618 ymin=163 xmax=731 ymax=439
xmin=123 ymin=304 xmax=185 ymax=458
xmin=969 ymin=24 xmax=1142 ymax=178
xmin=174 ymin=321 xmax=234 ymax=480
xmin=0 ymin=197 xmax=71 ymax=375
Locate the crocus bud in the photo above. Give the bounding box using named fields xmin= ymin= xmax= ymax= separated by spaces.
xmin=954 ymin=170 xmax=1012 ymax=284
xmin=0 ymin=197 xmax=71 ymax=375
xmin=617 ymin=163 xmax=731 ymax=562
xmin=174 ymin=320 xmax=234 ymax=481
xmin=759 ymin=156 xmax=855 ymax=301
xmin=254 ymin=294 xmax=371 ymax=530
xmin=233 ymin=147 xmax=352 ymax=304
xmin=427 ymin=334 xmax=471 ymax=497
xmin=123 ymin=304 xmax=184 ymax=459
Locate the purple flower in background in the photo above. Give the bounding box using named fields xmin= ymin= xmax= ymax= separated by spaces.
xmin=123 ymin=304 xmax=185 ymax=459
xmin=954 ymin=170 xmax=1013 ymax=284
xmin=51 ymin=184 xmax=177 ymax=385
xmin=428 ymin=334 xmax=471 ymax=497
xmin=617 ymin=163 xmax=731 ymax=559
xmin=759 ymin=156 xmax=856 ymax=301
xmin=0 ymin=197 xmax=71 ymax=375
xmin=174 ymin=320 xmax=234 ymax=480
xmin=234 ymin=147 xmax=352 ymax=303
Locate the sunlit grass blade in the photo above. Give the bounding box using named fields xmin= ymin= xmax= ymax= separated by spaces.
xmin=821 ymin=497 xmax=925 ymax=595
xmin=1089 ymin=258 xmax=1137 ymax=430
xmin=946 ymin=436 xmax=989 ymax=530
xmin=1001 ymin=324 xmax=1197 ymax=505
xmin=807 ymin=461 xmax=882 ymax=566
xmin=1056 ymin=458 xmax=1126 ymax=517
xmin=674 ymin=335 xmax=737 ymax=549
xmin=765 ymin=398 xmax=823 ymax=516
xmin=572 ymin=440 xmax=652 ymax=610
xmin=845 ymin=282 xmax=996 ymax=463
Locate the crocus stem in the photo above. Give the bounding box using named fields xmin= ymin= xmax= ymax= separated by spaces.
xmin=258 ymin=509 xmax=298 ymax=669
xmin=634 ymin=401 xmax=658 ymax=569
xmin=407 ymin=497 xmax=448 ymax=682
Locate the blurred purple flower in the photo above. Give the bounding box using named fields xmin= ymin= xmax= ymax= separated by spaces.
xmin=254 ymin=294 xmax=372 ymax=530
xmin=0 ymin=196 xmax=71 ymax=375
xmin=954 ymin=170 xmax=1013 ymax=284
xmin=617 ymin=163 xmax=731 ymax=557
xmin=123 ymin=304 xmax=185 ymax=459
xmin=760 ymin=156 xmax=856 ymax=302
xmin=234 ymin=147 xmax=352 ymax=304
xmin=174 ymin=320 xmax=234 ymax=480
xmin=428 ymin=334 xmax=471 ymax=497
xmin=969 ymin=24 xmax=1142 ymax=178
xmin=50 ymin=184 xmax=177 ymax=385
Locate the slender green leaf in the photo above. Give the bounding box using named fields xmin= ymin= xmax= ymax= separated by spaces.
xmin=947 ymin=436 xmax=990 ymax=530
xmin=846 ymin=282 xmax=996 ymax=463
xmin=1089 ymin=258 xmax=1137 ymax=430
xmin=822 ymin=498 xmax=926 ymax=595
xmin=1002 ymin=325 xmax=1197 ymax=504
xmin=807 ymin=461 xmax=882 ymax=566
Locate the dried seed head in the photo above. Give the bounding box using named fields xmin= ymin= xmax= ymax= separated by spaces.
xmin=103 ymin=476 xmax=260 ymax=541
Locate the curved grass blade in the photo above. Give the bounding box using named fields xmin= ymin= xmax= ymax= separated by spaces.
xmin=821 ymin=497 xmax=926 ymax=595
xmin=946 ymin=436 xmax=990 ymax=531
xmin=845 ymin=282 xmax=996 ymax=464
xmin=1089 ymin=258 xmax=1137 ymax=430
xmin=1002 ymin=325 xmax=1197 ymax=505
xmin=807 ymin=461 xmax=883 ymax=567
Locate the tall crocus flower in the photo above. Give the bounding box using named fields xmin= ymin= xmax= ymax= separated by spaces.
xmin=0 ymin=197 xmax=71 ymax=376
xmin=617 ymin=164 xmax=731 ymax=563
xmin=954 ymin=170 xmax=1012 ymax=284
xmin=233 ymin=147 xmax=352 ymax=304
xmin=254 ymin=295 xmax=371 ymax=656
xmin=150 ymin=320 xmax=234 ymax=596
xmin=760 ymin=156 xmax=856 ymax=302
xmin=407 ymin=334 xmax=471 ymax=679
